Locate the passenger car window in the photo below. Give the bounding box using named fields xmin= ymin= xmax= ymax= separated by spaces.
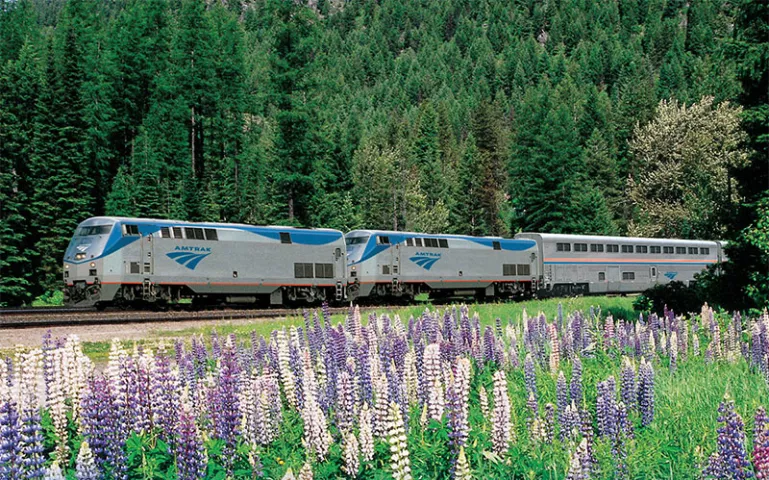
xmin=377 ymin=236 xmax=390 ymax=245
xmin=123 ymin=224 xmax=139 ymax=236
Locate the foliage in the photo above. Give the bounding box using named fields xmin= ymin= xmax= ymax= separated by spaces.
xmin=633 ymin=281 xmax=706 ymax=316
xmin=627 ymin=97 xmax=748 ymax=239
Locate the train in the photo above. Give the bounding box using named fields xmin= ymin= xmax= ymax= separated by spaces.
xmin=62 ymin=217 xmax=725 ymax=308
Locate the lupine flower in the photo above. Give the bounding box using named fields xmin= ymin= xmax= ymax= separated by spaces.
xmin=704 ymin=396 xmax=753 ymax=480
xmin=373 ymin=368 xmax=390 ymax=438
xmin=75 ymin=441 xmax=99 ymax=480
xmin=0 ymin=399 xmax=22 ymax=480
xmin=454 ymin=446 xmax=472 ymax=480
xmin=549 ymin=324 xmax=560 ymax=373
xmin=754 ymin=406 xmax=769 ymax=478
xmin=557 ymin=370 xmax=569 ymax=428
xmin=566 ymin=438 xmax=591 ymax=480
xmin=282 ymin=468 xmax=297 ymax=480
xmin=341 ymin=431 xmax=360 ymax=477
xmin=43 ymin=461 xmax=65 ymax=480
xmin=447 ymin=358 xmax=471 ymax=451
xmin=423 ymin=344 xmax=444 ymax=421
xmin=298 ymin=461 xmax=313 ymax=480
xmin=19 ymin=402 xmax=45 ymax=479
xmin=479 ymin=385 xmax=489 ymax=420
xmin=336 ymin=371 xmax=357 ymax=433
xmin=620 ymin=358 xmax=636 ymax=412
xmin=152 ymin=352 xmax=179 ymax=446
xmin=543 ymin=403 xmax=555 ymax=444
xmin=561 ymin=401 xmax=581 ymax=441
xmin=580 ymin=408 xmax=598 ymax=475
xmin=359 ymin=403 xmax=374 ymax=462
xmin=80 ymin=375 xmax=126 ymax=479
xmin=571 ymin=357 xmax=583 ymax=405
xmin=276 ymin=329 xmax=297 ymax=409
xmin=176 ymin=406 xmax=207 ymax=480
xmin=524 ymin=354 xmax=537 ymax=398
xmin=527 ymin=391 xmax=539 ymax=419
xmin=301 ymin=352 xmax=332 ymax=461
xmin=596 ymin=376 xmax=618 ymax=438
xmin=670 ymin=331 xmax=679 ymax=373
xmin=387 ymin=401 xmax=412 ymax=480
xmin=638 ymin=359 xmax=655 ymax=427
xmin=491 ymin=370 xmax=512 ymax=455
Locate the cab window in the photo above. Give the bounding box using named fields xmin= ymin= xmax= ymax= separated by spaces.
xmin=345 ymin=236 xmax=369 ymax=246
xmin=79 ymin=225 xmax=112 ymax=236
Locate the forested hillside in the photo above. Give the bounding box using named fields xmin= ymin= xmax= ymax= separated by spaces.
xmin=0 ymin=0 xmax=766 ymax=305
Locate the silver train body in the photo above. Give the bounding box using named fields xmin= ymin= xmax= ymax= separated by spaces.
xmin=63 ymin=217 xmax=725 ymax=307
xmin=63 ymin=217 xmax=346 ymax=308
xmin=514 ymin=233 xmax=725 ymax=296
xmin=345 ymin=230 xmax=540 ymax=302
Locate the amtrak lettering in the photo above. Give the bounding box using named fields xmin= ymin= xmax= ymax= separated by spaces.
xmin=174 ymin=246 xmax=212 ymax=252
xmin=409 ymin=252 xmax=442 ymax=270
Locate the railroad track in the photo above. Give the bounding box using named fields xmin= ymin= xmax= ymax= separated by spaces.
xmin=0 ymin=305 xmax=397 ymax=329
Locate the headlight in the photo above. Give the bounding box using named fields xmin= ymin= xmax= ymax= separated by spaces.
xmin=90 ymin=262 xmax=96 ymax=267
xmin=75 ymin=253 xmax=86 ymax=260
xmin=351 ymin=266 xmax=356 ymax=270
xmin=65 ymin=264 xmax=69 ymax=269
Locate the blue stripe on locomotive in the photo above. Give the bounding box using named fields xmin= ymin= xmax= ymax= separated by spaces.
xmin=349 ymin=232 xmax=536 ymax=266
xmin=68 ymin=219 xmax=342 ymax=265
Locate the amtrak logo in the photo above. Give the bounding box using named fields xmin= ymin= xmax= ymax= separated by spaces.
xmin=664 ymin=272 xmax=678 ymax=280
xmin=409 ymin=252 xmax=441 ymax=271
xmin=167 ymin=246 xmax=212 ymax=270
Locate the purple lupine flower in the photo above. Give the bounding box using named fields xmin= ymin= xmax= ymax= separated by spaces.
xmin=75 ymin=441 xmax=99 ymax=480
xmin=524 ymin=354 xmax=537 ymax=398
xmin=620 ymin=358 xmax=636 ymax=412
xmin=596 ymin=377 xmax=617 ymax=438
xmin=176 ymin=408 xmax=207 ymax=480
xmin=212 ymin=344 xmax=241 ymax=477
xmin=19 ymin=404 xmax=45 ymax=479
xmin=557 ymin=370 xmax=569 ymax=428
xmin=81 ymin=375 xmax=127 ymax=480
xmin=152 ymin=353 xmax=179 ymax=446
xmin=638 ymin=359 xmax=655 ymax=427
xmin=527 ymin=391 xmax=539 ymax=420
xmin=571 ymin=357 xmax=583 ymax=404
xmin=704 ymin=398 xmax=754 ymax=480
xmin=561 ymin=401 xmax=581 ymax=441
xmin=543 ymin=403 xmax=555 ymax=444
xmin=753 ymin=406 xmax=769 ymax=478
xmin=617 ymin=402 xmax=634 ymax=440
xmin=490 ymin=370 xmax=512 ymax=455
xmin=483 ymin=327 xmax=496 ymax=365
xmin=447 ymin=358 xmax=471 ymax=455
xmin=0 ymin=399 xmax=22 ymax=480
xmin=580 ymin=407 xmax=598 ymax=475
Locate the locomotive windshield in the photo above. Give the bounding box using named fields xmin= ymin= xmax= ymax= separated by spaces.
xmin=77 ymin=225 xmax=112 ymax=236
xmin=346 ymin=236 xmax=369 ymax=246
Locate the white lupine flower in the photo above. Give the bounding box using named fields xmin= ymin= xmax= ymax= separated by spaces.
xmin=359 ymin=402 xmax=375 ymax=462
xmin=301 ymin=351 xmax=331 ymax=461
xmin=387 ymin=401 xmax=412 ymax=480
xmin=424 ymin=343 xmax=444 ymax=421
xmin=454 ymin=446 xmax=473 ymax=480
xmin=373 ymin=368 xmax=390 ymax=438
xmin=478 ymin=385 xmax=489 ymax=421
xmin=491 ymin=370 xmax=512 ymax=455
xmin=342 ymin=431 xmax=360 ymax=477
xmin=43 ymin=461 xmax=66 ymax=480
xmin=276 ymin=328 xmax=297 ymax=409
xmin=403 ymin=350 xmax=419 ymax=406
xmin=298 ymin=461 xmax=313 ymax=480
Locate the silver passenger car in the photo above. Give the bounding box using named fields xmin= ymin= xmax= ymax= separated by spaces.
xmin=346 ymin=229 xmax=539 ymax=301
xmin=514 ymin=233 xmax=724 ymax=296
xmin=63 ymin=217 xmax=346 ymax=307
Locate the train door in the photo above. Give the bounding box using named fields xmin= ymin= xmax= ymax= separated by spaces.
xmin=650 ymin=265 xmax=658 ymax=286
xmin=141 ymin=234 xmax=154 ymax=276
xmin=333 ymin=246 xmax=345 ymax=301
xmin=607 ymin=265 xmax=620 ymax=291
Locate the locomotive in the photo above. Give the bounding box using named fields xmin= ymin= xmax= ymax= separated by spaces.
xmin=63 ymin=217 xmax=725 ymax=308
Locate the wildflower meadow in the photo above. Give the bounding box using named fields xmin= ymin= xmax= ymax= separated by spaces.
xmin=1 ymin=303 xmax=768 ymax=479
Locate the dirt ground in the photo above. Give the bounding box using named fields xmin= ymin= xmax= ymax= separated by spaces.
xmin=0 ymin=316 xmax=288 ymax=350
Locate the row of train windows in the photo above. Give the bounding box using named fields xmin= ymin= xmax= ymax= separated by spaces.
xmin=377 ymin=235 xmax=451 ymax=249
xmin=503 ymin=264 xmax=531 ymax=276
xmin=595 ymin=272 xmax=637 ymax=281
xmin=556 ymin=242 xmax=710 ymax=255
xmin=294 ymin=263 xmax=334 ymax=279
xmin=122 ymin=224 xmax=220 ymax=241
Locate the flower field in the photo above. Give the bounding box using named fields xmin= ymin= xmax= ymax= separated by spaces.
xmin=1 ymin=304 xmax=768 ymax=479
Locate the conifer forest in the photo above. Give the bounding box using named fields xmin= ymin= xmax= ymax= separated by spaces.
xmin=0 ymin=0 xmax=767 ymax=307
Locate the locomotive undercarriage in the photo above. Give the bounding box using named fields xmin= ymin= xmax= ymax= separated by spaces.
xmin=352 ymin=280 xmax=533 ymax=303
